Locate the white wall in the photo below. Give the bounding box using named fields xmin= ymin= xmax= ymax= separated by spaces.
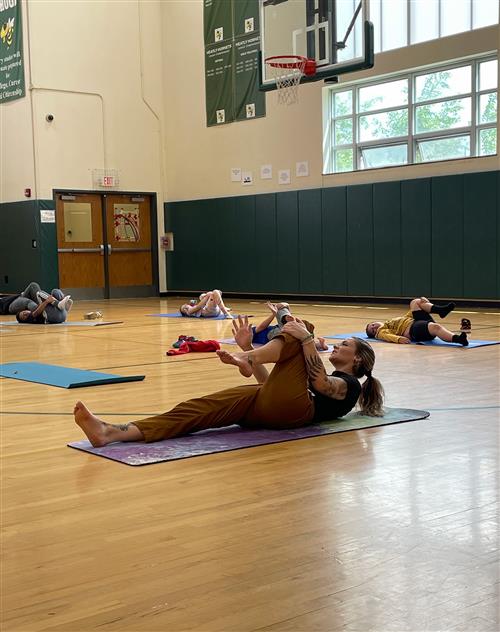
xmin=0 ymin=0 xmax=167 ymax=289
xmin=162 ymin=0 xmax=500 ymax=201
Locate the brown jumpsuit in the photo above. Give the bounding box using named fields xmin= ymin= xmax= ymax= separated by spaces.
xmin=133 ymin=334 xmax=315 ymax=442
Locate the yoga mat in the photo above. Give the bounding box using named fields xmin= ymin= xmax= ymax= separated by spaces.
xmin=218 ymin=337 xmax=334 ymax=353
xmin=0 ymin=320 xmax=123 ymax=327
xmin=0 ymin=362 xmax=145 ymax=388
xmin=147 ymin=313 xmax=250 ymax=320
xmin=324 ymin=333 xmax=499 ymax=348
xmin=67 ymin=407 xmax=429 ymax=466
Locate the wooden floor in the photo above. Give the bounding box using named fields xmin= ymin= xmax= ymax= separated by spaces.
xmin=1 ymin=298 xmax=499 ymax=632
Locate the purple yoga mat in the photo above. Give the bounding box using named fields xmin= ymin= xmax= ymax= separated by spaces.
xmin=68 ymin=407 xmax=429 ymax=466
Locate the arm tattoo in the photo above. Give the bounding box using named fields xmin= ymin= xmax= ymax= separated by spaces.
xmin=305 ymin=354 xmax=326 ymax=381
xmin=116 ymin=423 xmax=130 ymax=431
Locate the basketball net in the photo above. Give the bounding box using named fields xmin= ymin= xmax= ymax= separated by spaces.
xmin=265 ymin=56 xmax=314 ymax=106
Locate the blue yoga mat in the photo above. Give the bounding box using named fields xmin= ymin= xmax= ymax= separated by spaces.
xmin=147 ymin=313 xmax=249 ymax=320
xmin=67 ymin=407 xmax=429 ymax=466
xmin=324 ymin=333 xmax=499 ymax=348
xmin=0 ymin=362 xmax=145 ymax=388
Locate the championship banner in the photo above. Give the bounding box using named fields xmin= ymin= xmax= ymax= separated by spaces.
xmin=0 ymin=0 xmax=25 ymax=103
xmin=204 ymin=0 xmax=265 ymax=127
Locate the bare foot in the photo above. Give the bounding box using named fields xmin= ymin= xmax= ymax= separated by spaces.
xmin=216 ymin=350 xmax=253 ymax=377
xmin=73 ymin=401 xmax=110 ymax=447
xmin=316 ymin=337 xmax=329 ymax=351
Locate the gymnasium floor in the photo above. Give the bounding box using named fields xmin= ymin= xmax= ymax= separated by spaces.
xmin=1 ymin=297 xmax=499 ymax=632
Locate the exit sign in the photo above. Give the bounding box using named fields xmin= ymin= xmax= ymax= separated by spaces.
xmin=92 ymin=169 xmax=120 ymax=188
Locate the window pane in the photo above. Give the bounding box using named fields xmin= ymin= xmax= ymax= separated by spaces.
xmin=415 ymin=67 xmax=471 ymax=102
xmin=473 ymin=0 xmax=499 ymax=29
xmin=337 ymin=0 xmax=362 ymax=63
xmin=441 ymin=0 xmax=471 ymax=36
xmin=410 ymin=0 xmax=439 ymax=44
xmin=416 ymin=135 xmax=470 ymax=162
xmin=334 ymin=118 xmax=353 ymax=145
xmin=371 ymin=0 xmax=382 ymax=53
xmin=478 ymin=92 xmax=497 ymax=124
xmin=415 ymin=98 xmax=471 ymax=133
xmin=334 ymin=148 xmax=353 ymax=172
xmin=478 ymin=128 xmax=497 ymax=156
xmin=381 ymin=0 xmax=407 ymax=50
xmin=479 ymin=60 xmax=498 ymax=91
xmin=334 ymin=90 xmax=352 ymax=116
xmin=360 ymin=109 xmax=408 ymax=141
xmin=359 ymin=80 xmax=408 ymax=112
xmin=360 ymin=144 xmax=408 ymax=169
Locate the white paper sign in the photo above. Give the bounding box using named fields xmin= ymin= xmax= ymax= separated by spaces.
xmin=260 ymin=164 xmax=272 ymax=179
xmin=245 ymin=17 xmax=254 ymax=33
xmin=242 ymin=171 xmax=254 ymax=186
xmin=230 ymin=167 xmax=242 ymax=182
xmin=278 ymin=169 xmax=291 ymax=185
xmin=40 ymin=210 xmax=55 ymax=223
xmin=296 ymin=161 xmax=309 ymax=177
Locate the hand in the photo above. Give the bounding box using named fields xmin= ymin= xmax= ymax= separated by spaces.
xmin=232 ymin=315 xmax=253 ymax=351
xmin=266 ymin=302 xmax=278 ymax=316
xmin=398 ymin=337 xmax=410 ymax=344
xmin=281 ymin=317 xmax=310 ymax=341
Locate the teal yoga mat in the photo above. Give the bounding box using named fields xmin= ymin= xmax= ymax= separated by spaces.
xmin=0 ymin=362 xmax=145 ymax=388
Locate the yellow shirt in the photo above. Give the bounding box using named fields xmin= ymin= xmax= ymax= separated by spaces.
xmin=375 ymin=310 xmax=413 ymax=343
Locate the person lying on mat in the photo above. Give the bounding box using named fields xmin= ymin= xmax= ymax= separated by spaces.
xmin=179 ymin=289 xmax=234 ymax=319
xmin=73 ymin=315 xmax=384 ymax=447
xmin=365 ymin=296 xmax=468 ymax=346
xmin=253 ymin=301 xmax=329 ymax=351
xmin=1 ymin=281 xmax=73 ymax=324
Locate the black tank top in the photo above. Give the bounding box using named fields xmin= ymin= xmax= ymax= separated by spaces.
xmin=311 ymin=371 xmax=361 ymax=422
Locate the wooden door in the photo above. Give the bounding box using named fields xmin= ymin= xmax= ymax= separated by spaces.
xmin=56 ymin=193 xmax=106 ymax=298
xmin=104 ymin=194 xmax=154 ymax=297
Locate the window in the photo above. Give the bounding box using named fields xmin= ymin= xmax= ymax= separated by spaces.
xmin=371 ymin=0 xmax=498 ymax=52
xmin=324 ymin=56 xmax=498 ymax=173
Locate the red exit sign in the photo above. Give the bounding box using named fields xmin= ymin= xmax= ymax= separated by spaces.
xmin=102 ymin=175 xmax=115 ymax=186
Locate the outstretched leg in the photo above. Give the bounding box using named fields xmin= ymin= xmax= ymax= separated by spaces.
xmin=428 ymin=323 xmax=468 ymax=345
xmin=74 ymin=401 xmax=144 ymax=446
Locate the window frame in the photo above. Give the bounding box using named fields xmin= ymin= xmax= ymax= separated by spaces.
xmin=324 ymin=54 xmax=498 ymax=174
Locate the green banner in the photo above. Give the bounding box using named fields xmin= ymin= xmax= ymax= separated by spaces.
xmin=204 ymin=0 xmax=233 ymax=46
xmin=204 ymin=0 xmax=265 ymax=127
xmin=233 ymin=0 xmax=260 ymax=38
xmin=234 ymin=33 xmax=265 ymax=121
xmin=205 ymin=41 xmax=234 ymax=126
xmin=0 ymin=0 xmax=25 ymax=103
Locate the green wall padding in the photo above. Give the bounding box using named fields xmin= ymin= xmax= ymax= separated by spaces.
xmin=322 ymin=187 xmax=347 ymax=295
xmin=298 ymin=189 xmax=322 ymax=294
xmin=164 ymin=169 xmax=500 ymax=301
xmin=431 ymin=175 xmax=464 ymax=298
xmin=401 ymin=178 xmax=432 ymax=297
xmin=276 ymin=192 xmax=299 ymax=294
xmin=346 ymin=184 xmax=373 ymax=296
xmin=38 ymin=199 xmax=59 ymax=291
xmin=0 ymin=200 xmax=41 ymax=293
xmin=463 ymin=172 xmax=497 ymax=299
xmin=255 ymin=194 xmax=277 ymax=293
xmin=373 ymin=182 xmax=401 ymax=297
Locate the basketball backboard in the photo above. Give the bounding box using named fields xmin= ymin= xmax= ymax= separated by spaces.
xmin=260 ymin=0 xmax=374 ymax=90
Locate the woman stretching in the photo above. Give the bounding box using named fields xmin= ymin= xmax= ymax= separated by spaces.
xmin=73 ymin=316 xmax=384 ymax=447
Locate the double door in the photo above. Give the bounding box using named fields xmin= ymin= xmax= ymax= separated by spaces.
xmin=56 ymin=192 xmax=155 ymax=298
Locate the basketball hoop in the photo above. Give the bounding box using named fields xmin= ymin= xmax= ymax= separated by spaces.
xmin=265 ymin=55 xmax=316 ymax=105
